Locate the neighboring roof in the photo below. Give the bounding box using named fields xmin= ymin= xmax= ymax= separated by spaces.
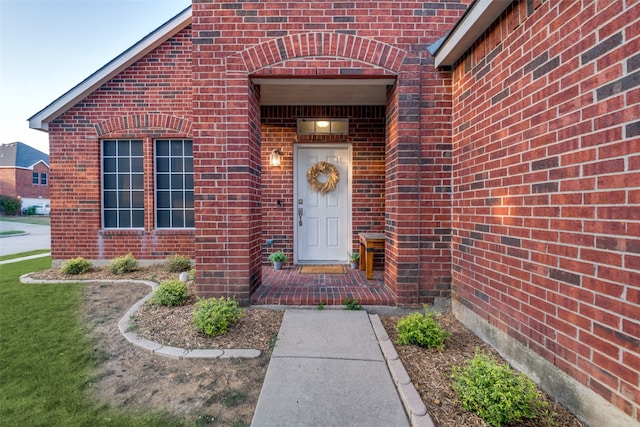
xmin=0 ymin=142 xmax=49 ymax=169
xmin=432 ymin=0 xmax=513 ymax=67
xmin=28 ymin=6 xmax=192 ymax=132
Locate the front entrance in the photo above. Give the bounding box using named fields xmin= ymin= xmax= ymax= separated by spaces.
xmin=294 ymin=144 xmax=351 ymax=264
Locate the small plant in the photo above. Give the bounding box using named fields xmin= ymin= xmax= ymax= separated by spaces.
xmin=268 ymin=251 xmax=288 ymax=263
xmin=316 ymin=302 xmax=325 ymax=310
xmin=193 ymin=297 xmax=242 ymax=337
xmin=150 ymin=280 xmax=188 ymax=307
xmin=60 ymin=257 xmax=92 ymax=275
xmin=164 ymin=254 xmax=192 ymax=273
xmin=108 ymin=253 xmax=139 ymax=275
xmin=348 ymin=251 xmax=360 ymax=262
xmin=451 ymin=350 xmax=549 ymax=427
xmin=396 ymin=309 xmax=449 ymax=350
xmin=344 ymin=297 xmax=363 ymax=310
xmin=189 ymin=268 xmax=196 ymax=281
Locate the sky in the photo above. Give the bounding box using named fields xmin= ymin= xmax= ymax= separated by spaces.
xmin=0 ymin=0 xmax=191 ymax=154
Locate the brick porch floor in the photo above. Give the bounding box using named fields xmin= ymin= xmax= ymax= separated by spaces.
xmin=251 ymin=265 xmax=395 ymax=306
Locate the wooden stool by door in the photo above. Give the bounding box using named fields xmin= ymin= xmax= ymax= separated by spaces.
xmin=358 ymin=233 xmax=385 ymax=280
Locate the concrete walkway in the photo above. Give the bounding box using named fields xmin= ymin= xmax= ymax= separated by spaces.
xmin=252 ymin=309 xmax=426 ymax=427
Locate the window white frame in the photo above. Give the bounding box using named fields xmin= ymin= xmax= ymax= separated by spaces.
xmin=101 ymin=139 xmax=144 ymax=228
xmin=154 ymin=139 xmax=194 ymax=229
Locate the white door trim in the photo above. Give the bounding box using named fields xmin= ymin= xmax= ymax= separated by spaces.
xmin=293 ymin=144 xmax=352 ymax=264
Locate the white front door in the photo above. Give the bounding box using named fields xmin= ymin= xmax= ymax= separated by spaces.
xmin=294 ymin=145 xmax=351 ymax=264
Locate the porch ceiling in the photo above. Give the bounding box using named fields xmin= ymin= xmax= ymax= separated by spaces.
xmin=251 ymin=78 xmax=395 ymax=106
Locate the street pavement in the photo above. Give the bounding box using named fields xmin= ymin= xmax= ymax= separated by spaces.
xmin=0 ymin=220 xmax=51 ymax=256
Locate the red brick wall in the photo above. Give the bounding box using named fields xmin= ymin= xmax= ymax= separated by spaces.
xmin=192 ymin=0 xmax=469 ymax=304
xmin=452 ymin=0 xmax=640 ymax=421
xmin=47 ymin=28 xmax=194 ymax=264
xmin=260 ymin=105 xmax=386 ymax=264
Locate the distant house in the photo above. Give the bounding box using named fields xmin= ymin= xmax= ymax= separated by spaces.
xmin=0 ymin=142 xmax=50 ymax=211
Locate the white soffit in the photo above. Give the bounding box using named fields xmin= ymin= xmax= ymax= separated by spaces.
xmin=252 ymin=78 xmax=395 ymax=106
xmin=28 ymin=7 xmax=192 ymax=131
xmin=434 ymin=0 xmax=512 ymax=68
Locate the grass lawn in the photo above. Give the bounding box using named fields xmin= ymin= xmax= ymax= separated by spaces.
xmin=0 ymin=216 xmax=50 ymax=226
xmin=0 ymin=255 xmax=184 ymax=426
xmin=0 ymin=250 xmax=51 ymax=262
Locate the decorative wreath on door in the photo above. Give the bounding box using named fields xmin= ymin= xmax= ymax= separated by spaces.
xmin=307 ymin=161 xmax=340 ymax=195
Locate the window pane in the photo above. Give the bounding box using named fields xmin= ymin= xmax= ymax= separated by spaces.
xmin=156 ymin=158 xmax=169 ymax=173
xmin=131 ymin=191 xmax=144 ymax=208
xmin=119 ymin=192 xmax=131 ymax=208
xmin=104 ymin=191 xmax=118 ymax=208
xmin=131 ymin=157 xmax=143 ymax=173
xmin=171 ymin=158 xmax=183 ymax=172
xmin=117 ymin=140 xmax=130 ymax=156
xmin=103 ymin=140 xmax=116 ymax=156
xmin=185 ymin=210 xmax=194 ymax=227
xmin=156 ymin=140 xmax=169 ymax=156
xmin=32 ymin=172 xmax=39 ymax=184
xmin=157 ymin=174 xmax=170 ymax=189
xmin=172 ymin=210 xmax=184 ymax=227
xmin=118 ymin=175 xmax=131 ymax=190
xmin=104 ymin=210 xmax=117 ymax=227
xmin=118 ymin=158 xmax=130 ymax=173
xmin=104 ymin=174 xmax=117 ymax=189
xmin=184 ymin=141 xmax=193 ymax=156
xmin=171 ymin=140 xmax=183 ymax=156
xmin=103 ymin=158 xmax=116 ymax=172
xmin=130 ymin=140 xmax=143 ymax=157
xmin=40 ymin=173 xmax=47 ymax=185
xmin=131 ymin=210 xmax=144 ymax=228
xmin=172 ymin=191 xmax=184 ymax=208
xmin=185 ymin=173 xmax=194 ymax=189
xmin=157 ymin=191 xmax=170 ymax=208
xmin=118 ymin=210 xmax=131 ymax=227
xmin=185 ymin=191 xmax=194 ymax=208
xmin=157 ymin=210 xmax=170 ymax=227
xmin=132 ymin=174 xmax=144 ymax=189
xmin=171 ymin=174 xmax=183 ymax=189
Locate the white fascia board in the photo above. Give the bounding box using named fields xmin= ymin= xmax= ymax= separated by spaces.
xmin=434 ymin=0 xmax=513 ymax=68
xmin=28 ymin=7 xmax=192 ymax=132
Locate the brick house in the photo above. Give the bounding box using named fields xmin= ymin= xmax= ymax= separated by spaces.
xmin=28 ymin=1 xmax=638 ymax=424
xmin=0 ymin=142 xmax=50 ymax=210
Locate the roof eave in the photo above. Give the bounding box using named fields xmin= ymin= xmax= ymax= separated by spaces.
xmin=28 ymin=6 xmax=192 ymax=131
xmin=433 ymin=0 xmax=513 ymax=68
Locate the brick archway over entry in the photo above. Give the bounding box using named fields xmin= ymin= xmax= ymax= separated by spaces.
xmin=192 ymin=4 xmax=456 ymax=306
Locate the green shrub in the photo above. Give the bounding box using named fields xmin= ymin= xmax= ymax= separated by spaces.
xmin=188 ymin=268 xmax=196 ymax=281
xmin=164 ymin=254 xmax=192 ymax=273
xmin=0 ymin=195 xmax=21 ymax=215
xmin=192 ymin=297 xmax=242 ymax=337
xmin=150 ymin=280 xmax=188 ymax=307
xmin=396 ymin=310 xmax=449 ymax=350
xmin=60 ymin=257 xmax=92 ymax=275
xmin=22 ymin=206 xmax=37 ymax=216
xmin=108 ymin=253 xmax=139 ymax=275
xmin=451 ymin=350 xmax=549 ymax=427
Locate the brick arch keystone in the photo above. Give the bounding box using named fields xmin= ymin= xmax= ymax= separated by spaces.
xmin=95 ymin=113 xmax=193 ymax=137
xmin=240 ymin=32 xmax=406 ymax=74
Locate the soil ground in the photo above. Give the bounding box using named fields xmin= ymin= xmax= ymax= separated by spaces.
xmin=31 ymin=265 xmax=582 ymax=426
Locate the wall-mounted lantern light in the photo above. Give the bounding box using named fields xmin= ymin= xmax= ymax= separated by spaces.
xmin=270 ymin=148 xmax=283 ymax=166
